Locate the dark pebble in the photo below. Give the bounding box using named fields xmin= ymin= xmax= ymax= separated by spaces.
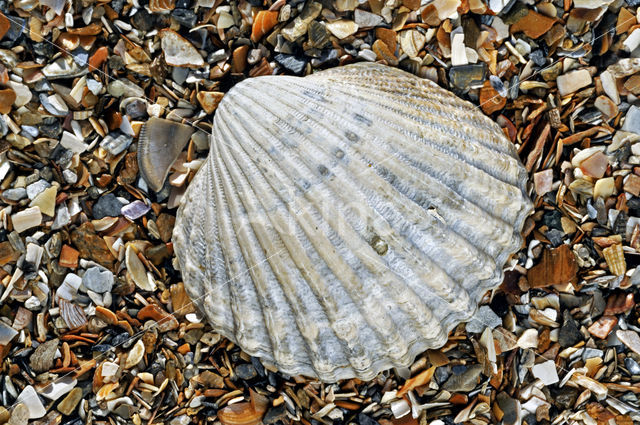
xmin=172 ymin=9 xmax=197 ymax=27
xmin=235 ymin=363 xmax=257 ymax=380
xmin=358 ymin=413 xmax=380 ymax=425
xmin=131 ymin=10 xmax=154 ymax=32
xmin=274 ymin=53 xmax=307 ymax=75
xmin=546 ymin=228 xmax=564 ymax=247
xmin=263 ymin=405 xmax=287 ymax=425
xmin=558 ymin=310 xmax=582 ymax=348
xmin=553 ymin=386 xmax=579 ymax=409
xmin=541 ymin=210 xmax=563 ymax=230
xmin=530 ymin=50 xmax=546 ymax=66
xmin=449 ymin=64 xmax=486 ymax=91
xmin=93 ymin=193 xmax=124 ymax=219
xmin=625 ymin=357 xmax=640 ymax=375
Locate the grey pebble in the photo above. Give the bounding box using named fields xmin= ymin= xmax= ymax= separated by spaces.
xmin=82 ymin=266 xmax=114 ymax=293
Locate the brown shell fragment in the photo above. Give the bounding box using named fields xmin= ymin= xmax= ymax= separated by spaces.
xmin=59 ymin=299 xmax=88 ymax=330
xmin=603 ymin=243 xmax=626 ymax=276
xmin=137 ymin=117 xmax=195 ymax=192
xmin=250 ymin=11 xmax=278 ymax=43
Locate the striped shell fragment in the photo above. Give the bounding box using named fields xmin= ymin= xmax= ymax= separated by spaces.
xmin=172 ymin=63 xmax=533 ymax=382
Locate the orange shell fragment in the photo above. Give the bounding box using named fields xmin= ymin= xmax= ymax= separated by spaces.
xmin=250 ymin=11 xmax=278 ymax=43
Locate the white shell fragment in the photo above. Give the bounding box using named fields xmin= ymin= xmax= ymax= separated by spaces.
xmin=172 ymin=63 xmax=532 ymax=381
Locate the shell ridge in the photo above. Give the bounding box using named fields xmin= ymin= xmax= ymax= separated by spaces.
xmin=271 ymin=79 xmax=524 ymax=224
xmin=251 ymin=82 xmax=515 ymax=275
xmin=210 ymin=141 xmax=283 ymax=362
xmin=216 ymin=106 xmax=424 ymax=370
xmin=283 ymin=78 xmax=520 ymax=186
xmin=215 ymin=118 xmax=368 ymax=377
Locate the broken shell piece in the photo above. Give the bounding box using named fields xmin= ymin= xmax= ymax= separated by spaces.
xmin=159 ymin=29 xmax=205 ymax=68
xmin=171 ymin=63 xmax=533 ymax=381
xmin=603 ymin=244 xmax=626 ymax=276
xmin=137 ymin=117 xmax=195 ymax=192
xmin=125 ymin=245 xmax=156 ymax=291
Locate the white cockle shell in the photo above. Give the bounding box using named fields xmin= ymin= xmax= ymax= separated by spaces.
xmin=172 ymin=63 xmax=533 ymax=382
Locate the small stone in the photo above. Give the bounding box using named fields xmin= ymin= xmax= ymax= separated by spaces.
xmin=594 ymin=95 xmax=618 ymax=120
xmin=12 ymin=206 xmax=42 ymax=233
xmin=274 ymin=54 xmax=307 ymax=75
xmin=197 ymin=91 xmax=224 ymax=114
xmin=126 ymin=245 xmax=156 ymax=291
xmin=71 ymin=223 xmax=115 ymax=268
xmin=8 ymin=404 xmax=29 ymax=425
xmin=558 ymin=310 xmax=582 ymax=347
xmin=30 ymin=186 xmax=57 ymax=217
xmin=82 ymin=266 xmax=114 ymax=293
xmin=40 ymin=376 xmax=76 ymax=401
xmin=235 ymin=363 xmax=257 ymax=380
xmin=432 ymin=0 xmax=461 ymax=20
xmin=124 ymin=339 xmax=145 ymax=369
xmin=263 ymin=405 xmax=287 ymax=425
xmin=517 ymin=328 xmax=538 ymax=349
xmin=372 ymin=39 xmax=398 ymax=66
xmin=326 ymin=20 xmax=358 ymax=39
xmin=2 ymin=188 xmax=27 ymax=201
xmin=93 ymin=193 xmax=124 ymax=219
xmin=357 ymin=49 xmax=377 ymax=62
xmin=450 ymin=32 xmax=467 ymax=66
xmin=354 ymin=9 xmax=383 ymax=27
xmin=281 ymin=2 xmax=322 ymax=42
xmin=625 ymin=174 xmax=640 ymax=196
xmin=57 ymin=388 xmax=82 ymax=416
xmin=531 ymin=360 xmax=559 ymax=385
xmin=101 ymin=133 xmax=133 ymax=156
xmin=0 ymin=88 xmax=16 ymax=114
xmin=121 ymin=200 xmax=150 ymax=221
xmin=30 ymin=338 xmax=58 ymax=372
xmin=617 ymin=330 xmax=640 ymax=355
xmin=624 ymin=28 xmax=640 ymax=52
xmin=556 ymin=69 xmax=592 ymax=96
xmin=16 ymin=386 xmax=46 ymax=419
xmin=479 ymin=80 xmax=505 ymax=114
xmin=170 ymin=282 xmax=195 ymax=317
xmin=449 ymin=64 xmax=486 ymax=91
xmin=534 ymin=169 xmax=553 ymax=196
xmin=510 ymin=9 xmax=556 ymax=39
xmin=0 ymin=321 xmax=18 ymax=345
xmin=442 ymin=364 xmax=483 ymax=392
xmin=171 ymin=8 xmax=197 ymax=27
xmin=159 ymin=29 xmax=204 ymax=68
xmin=588 ymin=315 xmax=617 ymax=339
xmin=399 ymin=30 xmax=425 ymax=59
xmin=622 ymin=106 xmax=640 ymax=135
xmin=593 ymin=177 xmax=615 ymax=199
xmin=59 ymin=244 xmax=79 ymax=268
xmin=251 ymin=10 xmax=278 ymax=43
xmin=26 ymin=180 xmax=50 ymax=200
xmin=580 ymin=151 xmax=609 ymax=179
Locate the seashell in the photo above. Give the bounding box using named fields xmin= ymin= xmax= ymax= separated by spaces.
xmin=170 ymin=63 xmax=532 ymax=381
xmin=603 ymin=243 xmax=626 ymax=276
xmin=138 ymin=117 xmax=195 ymax=192
xmin=148 ymin=0 xmax=175 ymax=13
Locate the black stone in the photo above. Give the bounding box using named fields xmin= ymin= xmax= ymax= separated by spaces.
xmin=93 ymin=193 xmax=124 ymax=219
xmin=546 ymin=228 xmax=565 ymax=247
xmin=263 ymin=405 xmax=288 ymax=425
xmin=274 ymin=53 xmax=307 ymax=75
xmin=614 ymin=211 xmax=629 ymax=236
xmin=32 ymin=42 xmax=57 ymax=57
xmin=542 ymin=210 xmax=563 ymax=230
xmin=110 ymin=0 xmax=125 ymax=13
xmin=125 ymin=99 xmax=147 ymax=119
xmin=175 ymin=0 xmax=191 ymax=8
xmin=108 ymin=55 xmax=125 ymax=71
xmin=357 ymin=414 xmax=380 ymax=425
xmin=558 ymin=310 xmax=582 ymax=347
xmin=172 ymin=9 xmax=197 ymax=28
xmin=553 ymin=386 xmax=579 ymax=409
xmin=2 ymin=16 xmax=25 ymax=44
xmin=490 ymin=292 xmax=510 ymax=317
xmin=50 ymin=145 xmax=73 ymax=169
xmin=235 ymin=363 xmax=258 ymax=380
xmin=530 ymin=50 xmax=546 ymax=67
xmin=39 ymin=120 xmax=62 ymax=138
xmin=131 ymin=9 xmax=154 ymax=32
xmin=251 ymin=356 xmax=266 ymax=377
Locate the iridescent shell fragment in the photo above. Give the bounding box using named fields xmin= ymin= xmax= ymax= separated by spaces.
xmin=171 ymin=63 xmax=533 ymax=381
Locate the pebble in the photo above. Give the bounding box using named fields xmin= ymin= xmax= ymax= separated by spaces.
xmin=57 ymin=388 xmax=82 ymax=416
xmin=531 ymin=360 xmax=559 ymax=385
xmin=558 ymin=311 xmax=582 ymax=347
xmin=326 ymin=20 xmax=358 ymax=39
xmin=159 ymin=29 xmax=204 ymax=68
xmin=442 ymin=364 xmax=483 ymax=392
xmin=7 ymin=404 xmax=29 ymax=425
xmin=624 ymin=357 xmax=640 ymax=375
xmin=29 ymin=338 xmax=58 ymax=372
xmin=556 ymin=69 xmax=592 ymax=96
xmin=40 ymin=376 xmax=77 ymax=401
xmin=617 ymin=330 xmax=640 ymax=355
xmin=622 ymin=105 xmax=640 ymax=135
xmin=274 ymin=54 xmax=307 ymax=75
xmin=263 ymin=405 xmax=288 ymax=424
xmin=82 ymin=266 xmax=114 ymax=293
xmin=0 ymin=321 xmax=18 ymax=345
xmin=354 ymin=9 xmax=383 ymax=27
xmin=2 ymin=188 xmax=27 ymax=201
xmin=449 ymin=64 xmax=486 ymax=90
xmin=235 ymin=363 xmax=258 ymax=380
xmin=93 ymin=194 xmax=124 ymax=219
xmin=16 ymin=386 xmax=46 ymax=419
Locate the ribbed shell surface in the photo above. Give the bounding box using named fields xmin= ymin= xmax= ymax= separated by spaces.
xmin=173 ymin=63 xmax=533 ymax=382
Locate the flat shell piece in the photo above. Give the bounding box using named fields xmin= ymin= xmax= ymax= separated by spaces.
xmin=172 ymin=63 xmax=532 ymax=381
xmin=159 ymin=29 xmax=204 ymax=68
xmin=137 ymin=117 xmax=195 ymax=192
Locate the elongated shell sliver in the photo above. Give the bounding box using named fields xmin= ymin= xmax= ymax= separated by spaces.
xmin=173 ymin=63 xmax=533 ymax=382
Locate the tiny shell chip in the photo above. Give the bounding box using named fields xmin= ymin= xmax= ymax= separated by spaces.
xmin=171 ymin=63 xmax=533 ymax=381
xmin=159 ymin=29 xmax=205 ymax=68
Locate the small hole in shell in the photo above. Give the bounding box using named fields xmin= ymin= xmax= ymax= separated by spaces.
xmin=370 ymin=236 xmax=388 ymax=255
